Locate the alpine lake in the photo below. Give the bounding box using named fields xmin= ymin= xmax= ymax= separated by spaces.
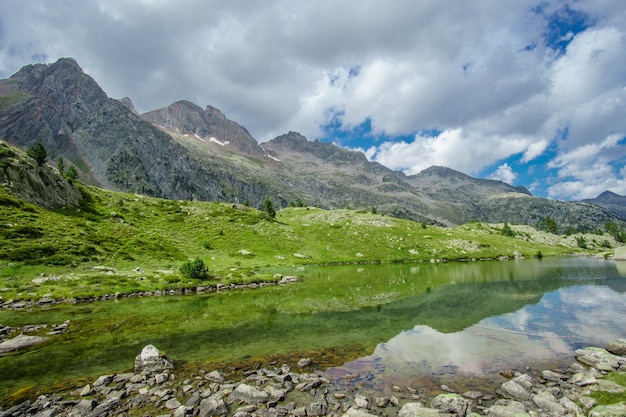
xmin=1 ymin=256 xmax=625 ymax=404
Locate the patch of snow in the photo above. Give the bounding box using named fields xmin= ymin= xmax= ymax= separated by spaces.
xmin=193 ymin=133 xmax=205 ymax=142
xmin=209 ymin=136 xmax=229 ymax=146
xmin=266 ymin=153 xmax=281 ymax=162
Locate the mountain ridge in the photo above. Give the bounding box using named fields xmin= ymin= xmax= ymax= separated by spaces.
xmin=0 ymin=57 xmax=624 ymax=229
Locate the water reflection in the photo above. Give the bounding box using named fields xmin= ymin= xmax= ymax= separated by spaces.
xmin=328 ymin=282 xmax=626 ymax=394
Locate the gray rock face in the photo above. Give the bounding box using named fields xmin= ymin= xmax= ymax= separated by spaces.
xmin=133 ymin=344 xmax=173 ymax=372
xmin=141 ymin=100 xmax=265 ymax=157
xmin=0 ymin=143 xmax=83 ymax=209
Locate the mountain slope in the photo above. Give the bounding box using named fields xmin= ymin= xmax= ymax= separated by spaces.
xmin=0 ymin=57 xmax=623 ymax=231
xmin=0 ymin=58 xmax=274 ymax=205
xmin=141 ymin=100 xmax=265 ymax=157
xmin=581 ymin=191 xmax=626 ymax=221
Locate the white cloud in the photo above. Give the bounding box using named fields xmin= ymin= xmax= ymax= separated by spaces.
xmin=489 ymin=163 xmax=518 ymax=184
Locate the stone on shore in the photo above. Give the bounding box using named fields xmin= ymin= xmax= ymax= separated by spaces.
xmin=575 ymin=347 xmax=621 ymax=372
xmin=199 ymin=398 xmax=229 ymax=417
xmin=588 ymin=402 xmax=626 ymax=417
xmin=397 ymin=402 xmax=440 ymax=417
xmin=430 ymin=393 xmax=472 ymax=415
xmin=0 ymin=334 xmax=48 ymax=354
xmin=229 ymin=383 xmax=270 ymax=404
xmin=606 ymin=339 xmax=626 ymax=356
xmin=134 ymin=344 xmax=173 ymax=372
xmin=341 ymin=407 xmax=378 ymax=417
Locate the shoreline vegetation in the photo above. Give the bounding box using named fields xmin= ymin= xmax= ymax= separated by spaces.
xmin=1 ymin=181 xmax=623 ymax=307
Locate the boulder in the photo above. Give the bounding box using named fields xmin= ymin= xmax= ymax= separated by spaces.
xmin=397 ymin=402 xmax=440 ymax=417
xmin=606 ymin=339 xmax=626 ymax=356
xmin=0 ymin=334 xmax=48 ymax=354
xmin=531 ymin=390 xmax=566 ymax=414
xmin=133 ymin=344 xmax=173 ymax=372
xmin=341 ymin=407 xmax=378 ymax=417
xmin=588 ymin=402 xmax=626 ymax=417
xmin=575 ymin=347 xmax=620 ymax=371
xmin=430 ymin=393 xmax=472 ymax=415
xmin=199 ymin=398 xmax=229 ymax=417
xmin=229 ymin=383 xmax=270 ymax=404
xmin=499 ymin=380 xmax=532 ymax=401
xmin=485 ymin=400 xmax=529 ymax=417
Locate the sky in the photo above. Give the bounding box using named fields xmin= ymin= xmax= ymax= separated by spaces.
xmin=1 ymin=0 xmax=625 ymax=200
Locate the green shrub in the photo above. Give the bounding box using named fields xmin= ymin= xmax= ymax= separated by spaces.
xmin=26 ymin=142 xmax=47 ymax=166
xmin=180 ymin=257 xmax=210 ymax=279
xmin=501 ymin=222 xmax=515 ymax=237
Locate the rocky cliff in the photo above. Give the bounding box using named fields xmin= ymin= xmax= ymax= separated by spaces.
xmin=0 ymin=142 xmax=83 ymax=209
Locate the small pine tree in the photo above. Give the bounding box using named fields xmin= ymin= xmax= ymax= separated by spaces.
xmin=501 ymin=222 xmax=515 ymax=237
xmin=264 ymin=198 xmax=276 ymax=219
xmin=65 ymin=165 xmax=78 ymax=180
xmin=57 ymin=157 xmax=65 ymax=174
xmin=27 ymin=142 xmax=47 ymax=166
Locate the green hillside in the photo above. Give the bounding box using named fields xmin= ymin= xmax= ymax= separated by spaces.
xmin=0 ymin=178 xmax=618 ymax=303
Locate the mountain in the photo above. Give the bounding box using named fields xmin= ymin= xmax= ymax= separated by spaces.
xmin=0 ymin=57 xmax=623 ymax=231
xmin=581 ymin=191 xmax=626 ymax=221
xmin=141 ymin=100 xmax=265 ymax=157
xmin=0 ymin=58 xmax=272 ymax=204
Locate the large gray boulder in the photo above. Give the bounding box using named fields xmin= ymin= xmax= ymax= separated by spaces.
xmin=606 ymin=339 xmax=626 ymax=356
xmin=133 ymin=344 xmax=173 ymax=372
xmin=575 ymin=347 xmax=621 ymax=372
xmin=198 ymin=398 xmax=228 ymax=417
xmin=430 ymin=393 xmax=472 ymax=415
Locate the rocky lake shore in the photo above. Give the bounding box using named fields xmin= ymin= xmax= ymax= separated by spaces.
xmin=0 ymin=339 xmax=625 ymax=417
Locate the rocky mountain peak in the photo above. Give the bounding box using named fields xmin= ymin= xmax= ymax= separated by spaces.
xmin=118 ymin=97 xmax=138 ymax=115
xmin=10 ymin=57 xmax=108 ymax=123
xmin=141 ymin=100 xmax=264 ymax=156
xmin=264 ymin=131 xmax=369 ymax=166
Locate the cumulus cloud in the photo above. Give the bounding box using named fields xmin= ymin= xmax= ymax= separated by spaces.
xmin=489 ymin=163 xmax=518 ymax=184
xmin=0 ymin=0 xmax=625 ymax=199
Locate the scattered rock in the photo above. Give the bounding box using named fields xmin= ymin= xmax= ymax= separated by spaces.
xmin=3 ymin=341 xmax=626 ymax=417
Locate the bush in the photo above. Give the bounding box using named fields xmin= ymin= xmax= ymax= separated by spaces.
xmin=180 ymin=257 xmax=210 ymax=279
xmin=501 ymin=222 xmax=515 ymax=237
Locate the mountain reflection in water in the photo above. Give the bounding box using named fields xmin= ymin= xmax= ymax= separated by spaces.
xmin=326 ymin=282 xmax=626 ymax=395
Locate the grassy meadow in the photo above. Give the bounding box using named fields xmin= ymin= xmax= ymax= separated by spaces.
xmin=0 ymin=182 xmax=618 ymax=303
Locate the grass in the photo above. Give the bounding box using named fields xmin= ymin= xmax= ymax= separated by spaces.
xmin=590 ymin=372 xmax=626 ymax=406
xmin=0 ymin=181 xmax=619 ymax=303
